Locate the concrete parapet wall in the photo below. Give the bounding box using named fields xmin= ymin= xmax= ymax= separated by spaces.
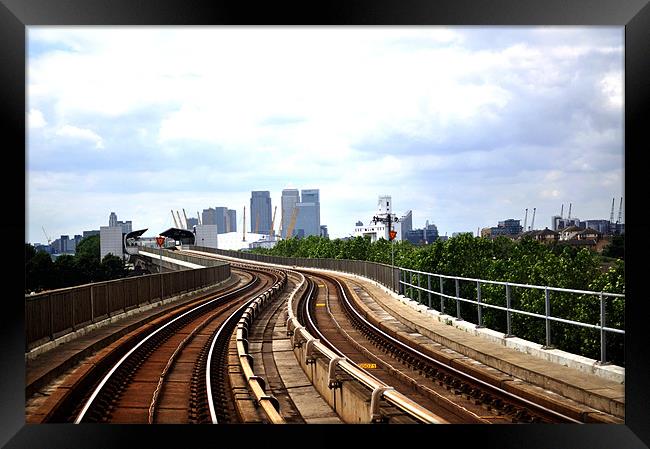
xmin=293 ymin=343 xmax=372 ymax=423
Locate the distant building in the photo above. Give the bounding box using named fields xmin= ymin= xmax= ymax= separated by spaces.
xmin=551 ymin=215 xmax=581 ymax=231
xmin=320 ymin=225 xmax=329 ymax=239
xmin=355 ymin=221 xmax=363 ymax=227
xmin=215 ymin=207 xmax=229 ymax=234
xmin=186 ymin=217 xmax=199 ymax=228
xmin=294 ymin=189 xmax=321 ymax=238
xmin=452 ymin=232 xmax=473 ymax=238
xmin=535 ymin=228 xmax=560 ymax=243
xmin=483 ymin=219 xmax=522 ymax=238
xmin=100 ymin=212 xmax=130 ymax=260
xmin=83 ymin=230 xmax=100 ymax=239
xmin=202 ymin=208 xmax=217 ymax=226
xmin=100 ymin=226 xmax=123 ymax=260
xmin=404 ymin=221 xmax=438 ymax=245
xmin=583 ymin=219 xmax=612 ymax=235
xmin=250 ymin=191 xmax=272 ymax=235
xmin=281 ymin=189 xmax=300 ymax=239
xmin=353 ymin=195 xmax=405 ymax=242
xmin=400 ymin=210 xmax=413 ymax=240
xmin=194 ymin=224 xmax=218 ymax=249
xmin=227 ymin=209 xmax=237 ymax=233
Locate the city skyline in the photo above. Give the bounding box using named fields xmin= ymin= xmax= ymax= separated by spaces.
xmin=27 ymin=27 xmax=623 ymax=243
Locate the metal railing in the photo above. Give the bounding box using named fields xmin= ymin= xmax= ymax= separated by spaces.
xmin=25 ymin=260 xmax=231 ymax=351
xmin=398 ymin=267 xmax=625 ymax=365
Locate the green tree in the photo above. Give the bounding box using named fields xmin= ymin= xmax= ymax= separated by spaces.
xmin=26 ymin=250 xmax=54 ymax=292
xmin=101 ymin=254 xmax=127 ymax=280
xmin=601 ymin=235 xmax=624 ymax=260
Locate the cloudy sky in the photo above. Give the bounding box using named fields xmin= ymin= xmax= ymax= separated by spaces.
xmin=26 ymin=26 xmax=624 ymax=243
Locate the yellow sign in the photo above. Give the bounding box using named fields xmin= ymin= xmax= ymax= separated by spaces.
xmin=358 ymin=363 xmax=377 ymax=369
xmin=316 ymin=303 xmax=326 ymax=307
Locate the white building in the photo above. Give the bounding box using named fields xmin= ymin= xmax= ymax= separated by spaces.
xmin=353 ymin=195 xmax=405 ymax=242
xmin=100 ymin=226 xmax=123 ymax=260
xmin=194 ymin=224 xmax=218 ymax=249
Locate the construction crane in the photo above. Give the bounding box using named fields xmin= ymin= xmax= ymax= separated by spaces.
xmin=270 ymin=206 xmax=277 ymax=239
xmin=530 ymin=207 xmax=536 ymax=231
xmin=242 ymin=206 xmax=246 ymax=242
xmin=41 ymin=226 xmax=52 ymax=245
xmin=197 ymin=211 xmax=202 ymax=226
xmin=182 ymin=209 xmax=189 ymax=229
xmin=523 ymin=208 xmax=528 ymax=232
xmin=171 ymin=210 xmax=179 ymax=228
xmin=285 ymin=207 xmax=299 ymax=239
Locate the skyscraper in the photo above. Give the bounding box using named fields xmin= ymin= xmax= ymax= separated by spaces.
xmin=250 ymin=191 xmax=272 ymax=235
xmin=294 ymin=189 xmax=321 ymax=238
xmin=202 ymin=208 xmax=217 ymax=226
xmin=227 ymin=209 xmax=237 ymax=233
xmin=215 ymin=207 xmax=228 ymax=234
xmin=281 ymin=189 xmax=300 ymax=238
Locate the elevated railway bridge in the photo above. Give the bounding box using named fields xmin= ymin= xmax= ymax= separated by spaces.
xmin=25 ymin=245 xmax=625 ymax=425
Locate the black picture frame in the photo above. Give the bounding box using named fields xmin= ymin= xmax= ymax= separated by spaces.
xmin=4 ymin=0 xmax=649 ymax=447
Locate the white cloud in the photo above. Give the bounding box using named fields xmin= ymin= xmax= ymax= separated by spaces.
xmin=28 ymin=108 xmax=47 ymax=128
xmin=55 ymin=125 xmax=104 ymax=149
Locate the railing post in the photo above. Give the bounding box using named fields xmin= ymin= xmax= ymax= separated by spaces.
xmin=90 ymin=286 xmax=95 ymax=323
xmin=505 ymin=283 xmax=513 ymax=337
xmin=49 ymin=294 xmax=54 ymax=341
xmin=439 ymin=277 xmax=444 ymax=315
xmin=543 ymin=287 xmax=553 ymax=349
xmin=417 ymin=273 xmax=422 ymax=304
xmin=600 ymin=292 xmax=608 ymax=364
xmin=455 ymin=278 xmax=461 ymax=321
xmin=427 ymin=274 xmax=432 ymax=308
xmin=476 ymin=281 xmax=483 ymax=328
xmin=409 ymin=271 xmax=413 ymax=300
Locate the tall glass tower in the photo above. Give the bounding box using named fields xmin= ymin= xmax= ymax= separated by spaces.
xmin=250 ymin=191 xmax=272 ymax=235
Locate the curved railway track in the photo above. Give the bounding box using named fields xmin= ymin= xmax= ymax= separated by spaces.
xmin=36 ymin=264 xmax=287 ymax=424
xmin=297 ymin=269 xmax=597 ymax=424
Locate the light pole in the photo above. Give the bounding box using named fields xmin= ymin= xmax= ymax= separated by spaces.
xmin=372 ymin=213 xmax=399 ymax=292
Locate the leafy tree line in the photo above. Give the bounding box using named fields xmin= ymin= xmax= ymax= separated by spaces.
xmin=25 ymin=235 xmax=127 ymax=293
xmin=251 ymin=233 xmax=625 ymax=365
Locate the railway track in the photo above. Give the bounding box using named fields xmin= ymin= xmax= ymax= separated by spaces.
xmin=32 ymin=265 xmax=287 ymax=424
xmin=297 ymin=269 xmax=619 ymax=424
xmin=182 ymin=251 xmax=608 ymax=424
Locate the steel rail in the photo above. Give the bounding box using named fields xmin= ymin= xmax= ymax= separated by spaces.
xmin=74 ymin=279 xmax=258 ymax=424
xmin=287 ymin=272 xmax=446 ymax=424
xmin=184 ymin=250 xmax=448 ymax=424
xmin=331 ymin=275 xmax=583 ymax=424
xmin=207 ymin=267 xmax=286 ymax=424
